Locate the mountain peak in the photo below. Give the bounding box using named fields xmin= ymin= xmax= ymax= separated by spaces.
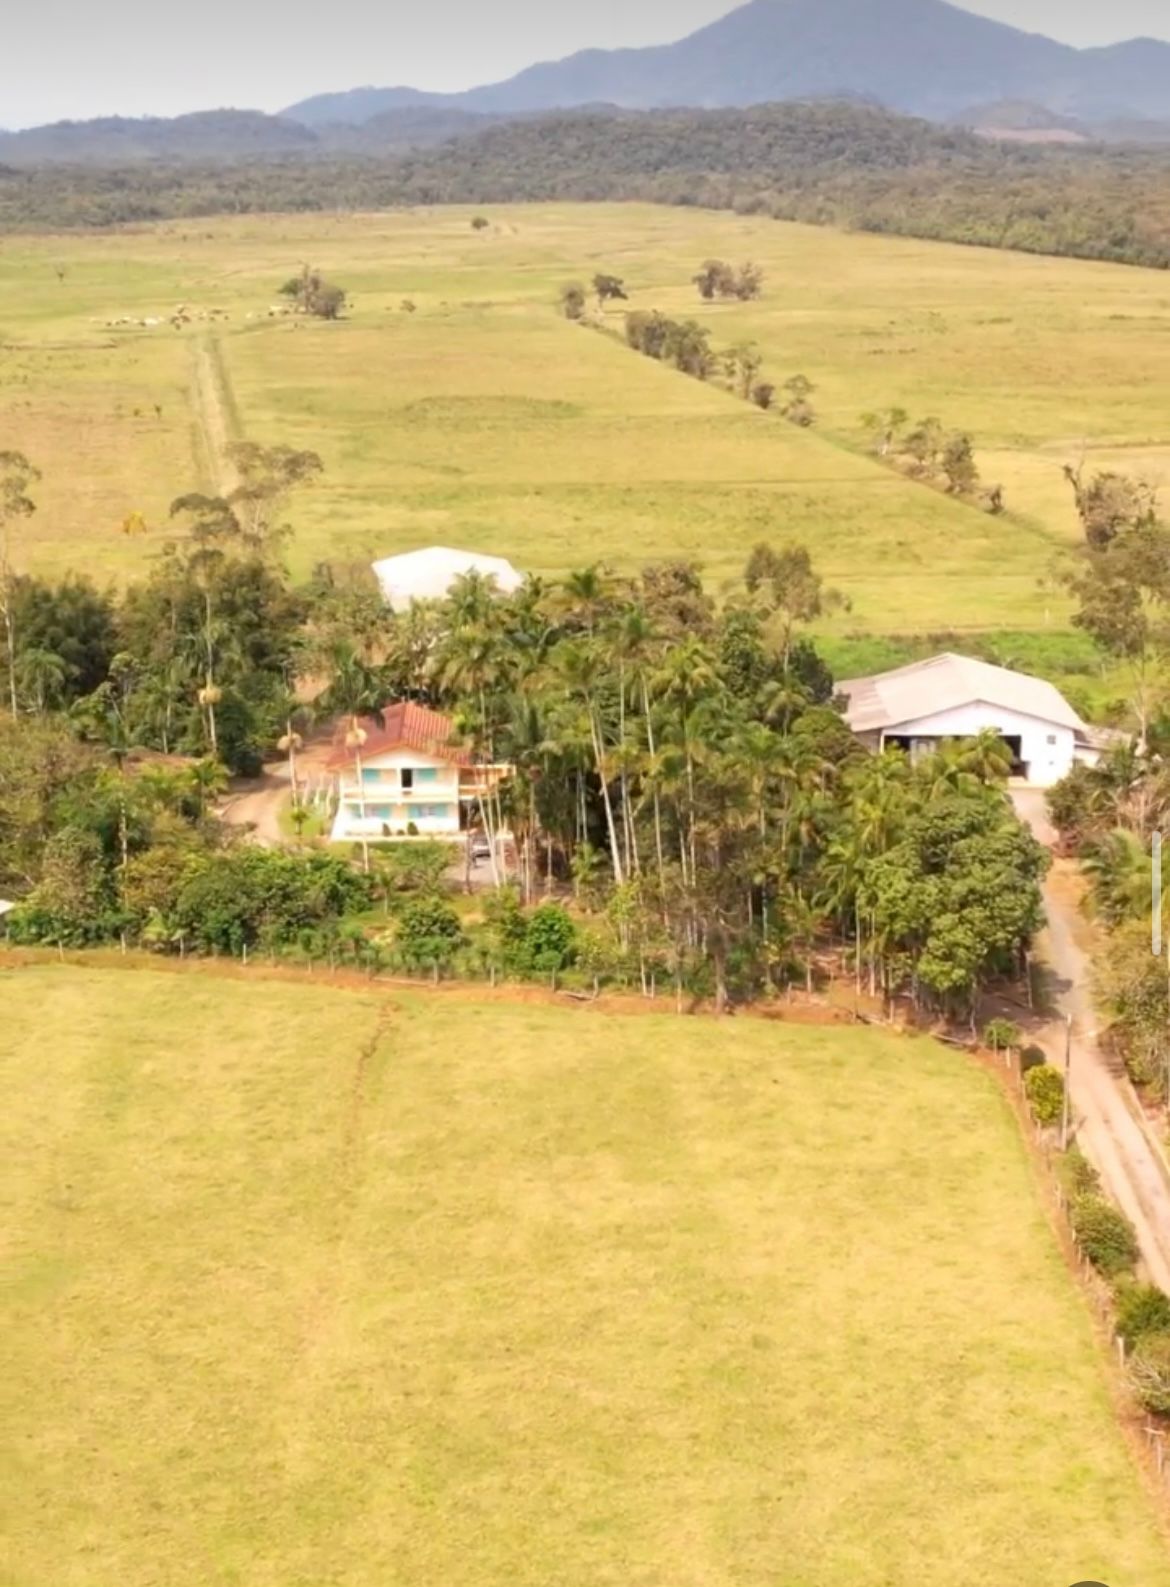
xmin=285 ymin=0 xmax=1170 ymax=127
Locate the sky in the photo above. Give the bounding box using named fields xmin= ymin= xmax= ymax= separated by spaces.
xmin=5 ymin=0 xmax=1170 ymax=128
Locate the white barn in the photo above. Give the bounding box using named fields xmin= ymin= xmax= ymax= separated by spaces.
xmin=838 ymin=653 xmax=1098 ymax=788
xmin=371 ymin=546 xmax=524 ymax=613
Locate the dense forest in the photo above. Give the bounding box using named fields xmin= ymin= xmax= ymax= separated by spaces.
xmin=2 ymin=103 xmax=1169 ymax=269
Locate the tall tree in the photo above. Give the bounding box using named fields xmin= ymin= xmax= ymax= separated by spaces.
xmin=0 ymin=451 xmax=40 ymax=718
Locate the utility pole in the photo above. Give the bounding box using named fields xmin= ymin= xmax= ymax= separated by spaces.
xmin=1060 ymin=1011 xmax=1074 ymax=1152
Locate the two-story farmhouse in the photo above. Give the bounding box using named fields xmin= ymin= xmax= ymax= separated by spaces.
xmin=328 ymin=702 xmax=510 ymax=845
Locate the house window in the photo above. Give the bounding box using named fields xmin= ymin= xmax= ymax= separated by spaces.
xmin=401 ymin=768 xmax=414 ymax=791
xmin=1047 ymin=735 xmax=1057 ymax=746
xmin=415 ymin=767 xmax=440 ymax=785
xmin=362 ymin=767 xmax=383 ymax=784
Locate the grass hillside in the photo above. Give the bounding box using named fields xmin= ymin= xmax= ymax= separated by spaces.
xmin=3 ymin=204 xmax=1169 ymax=628
xmin=5 ymin=963 xmax=1169 ymax=1586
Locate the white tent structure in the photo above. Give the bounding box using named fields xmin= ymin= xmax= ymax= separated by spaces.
xmin=371 ymin=547 xmax=525 ymax=613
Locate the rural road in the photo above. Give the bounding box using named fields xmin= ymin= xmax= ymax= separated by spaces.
xmin=1013 ymin=789 xmax=1170 ymax=1293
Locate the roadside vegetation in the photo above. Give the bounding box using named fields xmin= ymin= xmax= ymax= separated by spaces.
xmin=1044 ymin=464 xmax=1170 ymax=1109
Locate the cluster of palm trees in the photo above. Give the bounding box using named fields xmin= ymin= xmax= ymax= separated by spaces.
xmin=305 ymin=551 xmax=1039 ymax=1013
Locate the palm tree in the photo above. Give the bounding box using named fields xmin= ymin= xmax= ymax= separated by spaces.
xmin=557 ymin=564 xmax=618 ymax=635
xmin=315 ymin=641 xmax=386 ymax=875
xmin=188 ymin=757 xmax=229 ymax=820
xmin=555 ymin=639 xmax=626 ymax=887
xmin=15 ymin=647 xmax=67 ymax=714
xmin=655 ymin=637 xmax=723 ymax=885
xmin=1083 ymin=828 xmax=1165 ymax=926
xmin=0 ymin=450 xmax=40 ymax=719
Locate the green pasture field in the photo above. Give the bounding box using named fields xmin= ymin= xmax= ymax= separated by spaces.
xmin=5 ymin=963 xmax=1169 ymax=1586
xmin=2 ymin=204 xmax=1169 ymax=630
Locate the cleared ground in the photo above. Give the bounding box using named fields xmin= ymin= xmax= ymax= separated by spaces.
xmin=3 ymin=206 xmax=1169 ymax=626
xmin=5 ymin=964 xmax=1169 ymax=1586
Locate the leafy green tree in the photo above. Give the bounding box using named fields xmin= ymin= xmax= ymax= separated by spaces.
xmin=280 ymin=266 xmax=346 ymax=320
xmin=396 ymin=894 xmax=464 ymax=973
xmin=860 ymin=407 xmax=909 ymax=457
xmin=593 ymin=273 xmax=628 ymax=305
xmin=1062 ymin=474 xmax=1170 ymax=751
xmin=724 ymin=342 xmax=763 ymax=399
xmin=780 ymin=374 xmax=816 ymax=428
xmin=941 ymin=432 xmax=980 ymax=495
xmin=522 ymin=902 xmax=577 ymax=975
xmin=693 ymin=259 xmax=735 ymax=300
xmin=225 ymin=442 xmax=323 ymax=552
xmin=10 ymin=828 xmax=110 ymax=944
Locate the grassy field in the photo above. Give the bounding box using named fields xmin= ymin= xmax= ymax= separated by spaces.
xmin=3 ymin=205 xmax=1169 ymax=629
xmin=5 ymin=962 xmax=1169 ymax=1587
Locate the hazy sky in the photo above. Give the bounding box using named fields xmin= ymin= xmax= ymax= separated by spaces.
xmin=5 ymin=0 xmax=1170 ymax=128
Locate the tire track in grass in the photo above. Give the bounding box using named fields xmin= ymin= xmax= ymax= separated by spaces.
xmin=190 ymin=331 xmax=241 ymax=497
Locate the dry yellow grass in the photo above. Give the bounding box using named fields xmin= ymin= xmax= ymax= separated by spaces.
xmin=6 ymin=963 xmax=1170 ymax=1586
xmin=3 ymin=205 xmax=1168 ymax=627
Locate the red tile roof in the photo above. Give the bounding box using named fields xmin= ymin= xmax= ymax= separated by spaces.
xmin=325 ymin=702 xmax=473 ymax=771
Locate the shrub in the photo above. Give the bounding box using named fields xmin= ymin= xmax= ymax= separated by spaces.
xmin=171 ymin=849 xmax=371 ymax=956
xmin=983 ymin=1017 xmax=1021 ymax=1053
xmin=1057 ymin=1145 xmax=1100 ymax=1197
xmin=482 ymin=886 xmax=527 ymax=969
xmin=523 ymin=903 xmax=578 ymax=975
xmin=396 ymin=894 xmax=464 ymax=971
xmin=1024 ymin=1063 xmax=1065 ymax=1126
xmin=1019 ymin=1044 xmax=1048 ymax=1075
xmin=1129 ymin=1334 xmax=1170 ymax=1416
xmin=1114 ymin=1282 xmax=1170 ymax=1347
xmin=1071 ymin=1193 xmax=1139 ymax=1277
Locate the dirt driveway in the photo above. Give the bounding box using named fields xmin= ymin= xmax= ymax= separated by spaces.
xmin=1013 ymin=787 xmax=1170 ymax=1292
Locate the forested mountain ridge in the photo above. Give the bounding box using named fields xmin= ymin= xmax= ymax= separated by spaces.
xmin=284 ymin=0 xmax=1170 ymax=126
xmin=4 ymin=101 xmax=1170 ymax=271
xmin=0 ymin=110 xmax=319 ymax=166
xmin=0 ymin=106 xmax=511 ymax=166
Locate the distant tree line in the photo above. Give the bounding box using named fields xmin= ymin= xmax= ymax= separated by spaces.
xmin=3 ymin=103 xmax=1169 ymax=270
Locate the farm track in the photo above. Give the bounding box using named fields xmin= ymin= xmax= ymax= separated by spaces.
xmin=1014 ymin=791 xmax=1170 ymax=1293
xmin=190 ymin=332 xmax=239 ymax=496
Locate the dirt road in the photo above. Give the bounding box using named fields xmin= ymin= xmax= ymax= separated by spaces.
xmin=190 ymin=333 xmax=238 ymax=495
xmin=218 ymin=767 xmax=289 ymax=847
xmin=1014 ymin=789 xmax=1170 ymax=1292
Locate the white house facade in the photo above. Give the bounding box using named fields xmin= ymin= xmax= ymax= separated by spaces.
xmin=838 ymin=653 xmax=1097 ymax=788
xmin=328 ymin=703 xmax=509 ymax=844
